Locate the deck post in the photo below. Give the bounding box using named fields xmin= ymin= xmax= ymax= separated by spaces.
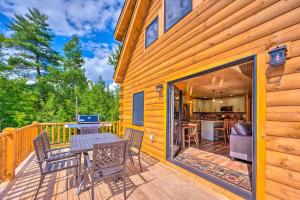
xmin=32 ymin=121 xmax=40 ymax=136
xmin=3 ymin=128 xmax=16 ymax=180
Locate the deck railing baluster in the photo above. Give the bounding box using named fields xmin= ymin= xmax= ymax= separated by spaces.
xmin=58 ymin=125 xmax=61 ymax=144
xmin=63 ymin=126 xmax=66 ymax=143
xmin=0 ymin=121 xmax=119 ymax=182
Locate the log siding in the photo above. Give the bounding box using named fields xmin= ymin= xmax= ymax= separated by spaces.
xmin=116 ymin=0 xmax=300 ymax=199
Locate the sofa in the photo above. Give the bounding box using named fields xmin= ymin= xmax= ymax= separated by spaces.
xmin=229 ymin=122 xmax=253 ymax=162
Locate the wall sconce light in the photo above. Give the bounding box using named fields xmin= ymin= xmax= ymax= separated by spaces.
xmin=269 ymin=46 xmax=287 ymax=67
xmin=156 ymin=84 xmax=163 ymax=93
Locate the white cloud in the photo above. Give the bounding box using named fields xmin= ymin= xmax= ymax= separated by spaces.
xmin=0 ymin=0 xmax=124 ymax=83
xmin=0 ymin=0 xmax=124 ymax=36
xmin=109 ymin=82 xmax=119 ymax=91
xmin=83 ymin=42 xmax=115 ymax=83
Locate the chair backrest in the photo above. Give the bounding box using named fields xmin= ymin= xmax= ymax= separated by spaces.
xmin=92 ymin=141 xmax=127 ymax=171
xmin=41 ymin=132 xmax=51 ymax=152
xmin=79 ymin=127 xmax=99 ymax=135
xmin=188 ymin=123 xmax=198 ymax=136
xmin=131 ymin=130 xmax=144 ymax=151
xmin=124 ymin=128 xmax=133 ymax=141
xmin=224 ymin=118 xmax=230 ymax=129
xmin=33 ymin=135 xmax=47 ymax=173
xmin=233 ymin=117 xmax=238 ymax=124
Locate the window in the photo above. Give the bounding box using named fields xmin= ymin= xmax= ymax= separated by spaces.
xmin=164 ymin=0 xmax=192 ymax=31
xmin=133 ymin=92 xmax=144 ymax=126
xmin=145 ymin=17 xmax=158 ymax=48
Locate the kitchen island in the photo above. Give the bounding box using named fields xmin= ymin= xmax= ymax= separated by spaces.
xmin=200 ymin=120 xmax=223 ymax=141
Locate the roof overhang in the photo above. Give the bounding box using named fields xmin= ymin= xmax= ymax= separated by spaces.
xmin=113 ymin=0 xmax=149 ymax=83
xmin=114 ymin=0 xmax=137 ymax=42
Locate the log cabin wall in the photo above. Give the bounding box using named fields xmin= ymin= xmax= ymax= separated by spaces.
xmin=118 ymin=0 xmax=300 ymax=199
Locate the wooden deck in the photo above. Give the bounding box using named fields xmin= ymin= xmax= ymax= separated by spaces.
xmin=0 ymin=152 xmax=229 ymax=200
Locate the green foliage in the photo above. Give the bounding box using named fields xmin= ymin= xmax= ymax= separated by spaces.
xmin=0 ymin=8 xmax=119 ymax=131
xmin=78 ymin=77 xmax=119 ymax=121
xmin=0 ymin=77 xmax=38 ymax=130
xmin=8 ymin=8 xmax=60 ymax=78
xmin=0 ymin=33 xmax=5 ymax=68
xmin=108 ymin=43 xmax=122 ymax=70
xmin=0 ymin=33 xmax=12 ymax=72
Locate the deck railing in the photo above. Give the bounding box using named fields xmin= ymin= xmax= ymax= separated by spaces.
xmin=0 ymin=121 xmax=120 ymax=182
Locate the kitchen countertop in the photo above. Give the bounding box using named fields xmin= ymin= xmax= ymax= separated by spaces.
xmin=199 ymin=120 xmax=223 ymax=122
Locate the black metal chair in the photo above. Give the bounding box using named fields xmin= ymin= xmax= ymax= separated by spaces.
xmin=127 ymin=130 xmax=144 ymax=172
xmin=84 ymin=141 xmax=127 ymax=200
xmin=41 ymin=132 xmax=75 ymax=161
xmin=33 ymin=135 xmax=79 ymax=199
xmin=124 ymin=128 xmax=133 ymax=141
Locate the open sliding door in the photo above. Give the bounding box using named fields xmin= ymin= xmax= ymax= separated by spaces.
xmin=168 ymin=84 xmax=182 ymax=158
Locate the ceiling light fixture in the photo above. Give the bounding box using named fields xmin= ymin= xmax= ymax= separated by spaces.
xmin=212 ymin=90 xmax=216 ymax=102
xmin=220 ymin=91 xmax=223 ymax=104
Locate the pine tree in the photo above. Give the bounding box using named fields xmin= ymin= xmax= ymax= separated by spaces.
xmin=108 ymin=43 xmax=122 ymax=70
xmin=40 ymin=35 xmax=88 ymax=122
xmin=0 ymin=34 xmax=7 ymax=71
xmin=8 ymin=8 xmax=60 ymax=79
xmin=63 ymin=35 xmax=87 ymax=90
xmin=64 ymin=36 xmax=85 ymax=70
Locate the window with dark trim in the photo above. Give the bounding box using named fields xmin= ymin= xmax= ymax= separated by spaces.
xmin=145 ymin=16 xmax=158 ymax=48
xmin=164 ymin=0 xmax=192 ymax=32
xmin=133 ymin=92 xmax=144 ymax=126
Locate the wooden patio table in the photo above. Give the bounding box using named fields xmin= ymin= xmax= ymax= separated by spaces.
xmin=70 ymin=133 xmax=125 ymax=194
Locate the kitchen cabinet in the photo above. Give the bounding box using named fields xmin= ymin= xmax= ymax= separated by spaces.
xmin=192 ymin=96 xmax=246 ymax=113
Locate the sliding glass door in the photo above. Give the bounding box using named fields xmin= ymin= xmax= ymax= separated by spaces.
xmin=168 ymin=84 xmax=182 ymax=158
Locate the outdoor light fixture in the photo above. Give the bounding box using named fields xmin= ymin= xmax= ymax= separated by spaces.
xmin=269 ymin=46 xmax=287 ymax=67
xmin=156 ymin=84 xmax=163 ymax=93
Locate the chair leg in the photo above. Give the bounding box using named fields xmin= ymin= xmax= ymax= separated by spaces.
xmin=223 ymin=130 xmax=227 ymax=144
xmin=138 ymin=154 xmax=142 ymax=172
xmin=91 ymin=178 xmax=95 ymax=200
xmin=77 ymin=153 xmax=82 ymax=177
xmin=35 ymin=174 xmax=45 ymax=199
xmin=123 ymin=173 xmax=126 ymax=200
xmin=194 ymin=136 xmax=199 ymax=147
xmin=130 ymin=156 xmax=134 ymax=165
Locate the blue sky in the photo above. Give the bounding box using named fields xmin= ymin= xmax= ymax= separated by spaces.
xmin=0 ymin=0 xmax=125 ymax=87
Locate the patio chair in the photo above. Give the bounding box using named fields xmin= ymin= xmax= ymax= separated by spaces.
xmin=124 ymin=128 xmax=133 ymax=141
xmin=127 ymin=130 xmax=144 ymax=172
xmin=33 ymin=135 xmax=79 ymax=199
xmin=79 ymin=126 xmax=99 ymax=134
xmin=84 ymin=141 xmax=127 ymax=200
xmin=41 ymin=132 xmax=75 ymax=161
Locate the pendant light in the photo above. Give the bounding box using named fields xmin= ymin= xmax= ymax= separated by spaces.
xmin=212 ymin=90 xmax=216 ymax=102
xmin=220 ymin=91 xmax=223 ymax=104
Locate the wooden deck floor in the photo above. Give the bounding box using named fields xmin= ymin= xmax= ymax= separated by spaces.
xmin=0 ymin=153 xmax=229 ymax=200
